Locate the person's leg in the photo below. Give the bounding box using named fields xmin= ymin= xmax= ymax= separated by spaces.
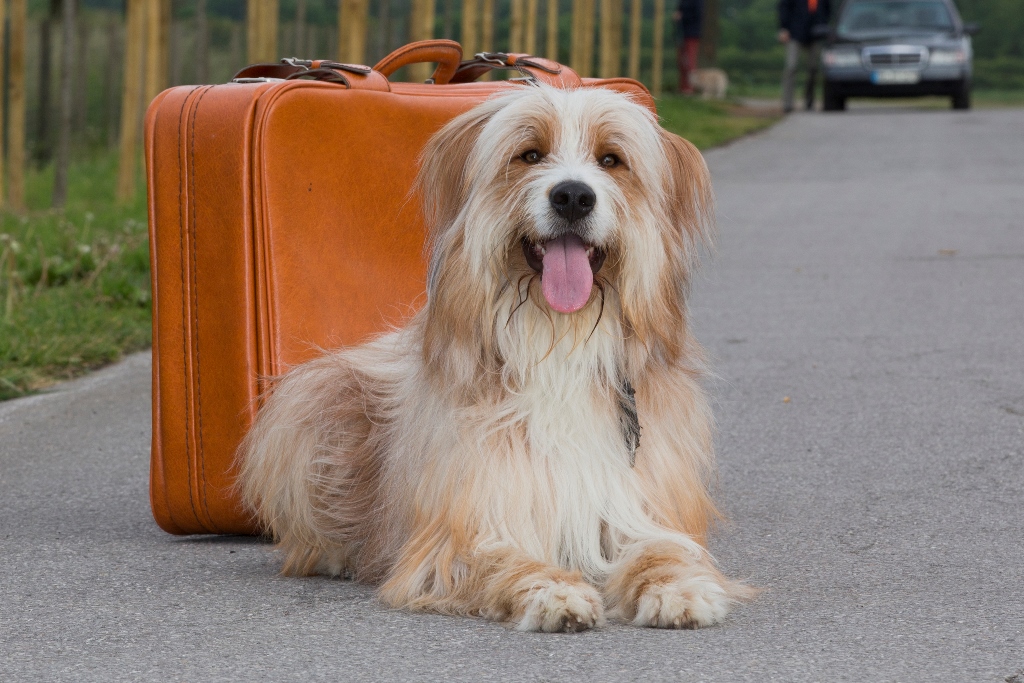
xmin=804 ymin=41 xmax=822 ymax=109
xmin=781 ymin=40 xmax=800 ymax=112
xmin=684 ymin=37 xmax=700 ymax=94
xmin=676 ymin=42 xmax=691 ymax=93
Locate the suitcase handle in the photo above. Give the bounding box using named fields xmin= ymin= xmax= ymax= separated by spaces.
xmin=373 ymin=40 xmax=464 ymax=85
xmin=449 ymin=53 xmax=582 ymax=87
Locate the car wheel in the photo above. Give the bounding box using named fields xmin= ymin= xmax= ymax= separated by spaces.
xmin=951 ymin=79 xmax=971 ymax=110
xmin=822 ymin=82 xmax=845 ymax=111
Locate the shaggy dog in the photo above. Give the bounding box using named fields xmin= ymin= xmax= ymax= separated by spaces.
xmin=239 ymin=84 xmax=750 ymax=632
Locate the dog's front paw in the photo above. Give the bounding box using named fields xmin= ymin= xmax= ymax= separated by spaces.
xmin=517 ymin=580 xmax=605 ymax=633
xmin=633 ymin=570 xmax=732 ymax=629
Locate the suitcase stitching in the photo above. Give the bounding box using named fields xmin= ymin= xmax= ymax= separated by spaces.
xmin=188 ymin=85 xmax=220 ymax=532
xmin=176 ymin=88 xmax=199 ymax=528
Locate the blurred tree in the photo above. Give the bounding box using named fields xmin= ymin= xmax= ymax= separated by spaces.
xmin=8 ymin=0 xmax=28 ymax=211
xmin=701 ymin=0 xmax=719 ymax=65
xmin=52 ymin=0 xmax=77 ymax=209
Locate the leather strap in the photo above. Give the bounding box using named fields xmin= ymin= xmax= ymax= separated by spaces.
xmin=232 ymin=59 xmax=390 ymax=91
xmin=372 ymin=39 xmax=464 ymax=84
xmin=450 ymin=52 xmax=583 ymax=88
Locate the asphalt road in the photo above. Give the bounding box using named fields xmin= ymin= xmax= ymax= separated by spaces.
xmin=2 ymin=107 xmax=1022 ymax=682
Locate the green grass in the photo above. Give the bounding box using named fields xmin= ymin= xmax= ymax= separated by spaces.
xmin=0 ymin=152 xmax=150 ymax=401
xmin=657 ymin=95 xmax=781 ymax=149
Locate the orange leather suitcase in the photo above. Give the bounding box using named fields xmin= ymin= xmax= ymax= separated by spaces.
xmin=146 ymin=40 xmax=656 ymax=535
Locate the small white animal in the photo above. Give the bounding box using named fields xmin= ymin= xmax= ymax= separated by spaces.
xmin=691 ymin=68 xmax=729 ymax=100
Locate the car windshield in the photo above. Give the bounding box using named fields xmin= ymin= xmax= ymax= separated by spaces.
xmin=838 ymin=0 xmax=955 ymax=36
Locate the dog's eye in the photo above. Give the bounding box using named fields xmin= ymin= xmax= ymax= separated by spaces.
xmin=521 ymin=150 xmax=543 ymax=164
xmin=599 ymin=153 xmax=621 ymax=168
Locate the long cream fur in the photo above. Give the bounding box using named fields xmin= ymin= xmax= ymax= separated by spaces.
xmin=238 ymin=85 xmax=751 ymax=632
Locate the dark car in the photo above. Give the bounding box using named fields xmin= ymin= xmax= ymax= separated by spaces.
xmin=820 ymin=0 xmax=977 ymax=110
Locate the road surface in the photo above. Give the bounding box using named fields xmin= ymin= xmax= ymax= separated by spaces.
xmin=2 ymin=107 xmax=1022 ymax=682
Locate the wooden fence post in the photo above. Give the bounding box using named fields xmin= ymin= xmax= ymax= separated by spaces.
xmin=481 ymin=0 xmax=493 ymax=52
xmin=581 ymin=0 xmax=596 ymax=77
xmin=600 ymin=0 xmax=623 ymax=77
xmin=652 ymin=0 xmax=665 ymax=97
xmin=247 ymin=0 xmax=279 ymax=64
xmin=196 ymin=0 xmax=209 ymax=82
xmin=525 ymin=0 xmax=538 ymax=55
xmin=144 ymin=0 xmax=169 ymax=105
xmin=339 ymin=0 xmax=369 ymax=64
xmin=461 ymin=0 xmax=477 ymax=57
xmin=509 ymin=0 xmax=524 ymax=52
xmin=294 ymin=0 xmax=306 ymax=56
xmin=116 ymin=0 xmax=145 ymax=203
xmin=35 ymin=1 xmax=56 ymax=166
xmin=628 ymin=0 xmax=641 ymax=80
xmin=408 ymin=0 xmax=434 ymax=82
xmin=7 ymin=0 xmax=27 ymax=212
xmin=546 ymin=0 xmax=558 ymax=61
xmin=0 ymin=0 xmax=7 ymax=209
xmin=52 ymin=0 xmax=77 ymax=209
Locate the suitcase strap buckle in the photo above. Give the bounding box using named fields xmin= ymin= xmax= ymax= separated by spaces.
xmin=465 ymin=52 xmax=562 ymax=82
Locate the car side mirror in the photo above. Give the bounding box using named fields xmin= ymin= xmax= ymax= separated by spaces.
xmin=962 ymin=22 xmax=980 ymax=35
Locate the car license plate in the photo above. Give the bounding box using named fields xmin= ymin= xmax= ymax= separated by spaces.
xmin=872 ymin=69 xmax=921 ymax=85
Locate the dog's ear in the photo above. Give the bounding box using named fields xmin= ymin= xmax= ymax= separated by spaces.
xmin=417 ymin=105 xmax=496 ymax=234
xmin=659 ymin=130 xmax=714 ymax=250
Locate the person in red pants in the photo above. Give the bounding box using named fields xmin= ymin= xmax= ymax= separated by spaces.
xmin=673 ymin=0 xmax=704 ymax=94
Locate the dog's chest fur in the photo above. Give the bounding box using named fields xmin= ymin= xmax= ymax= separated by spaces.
xmin=386 ymin=304 xmax=653 ymax=579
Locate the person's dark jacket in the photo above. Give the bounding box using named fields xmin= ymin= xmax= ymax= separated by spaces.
xmin=675 ymin=0 xmax=704 ymax=40
xmin=778 ymin=0 xmax=831 ymax=44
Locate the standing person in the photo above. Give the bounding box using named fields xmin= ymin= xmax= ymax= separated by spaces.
xmin=778 ymin=0 xmax=830 ymax=112
xmin=673 ymin=0 xmax=703 ymax=94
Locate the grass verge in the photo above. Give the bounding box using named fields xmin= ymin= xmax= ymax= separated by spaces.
xmin=0 ymin=101 xmax=779 ymax=402
xmin=0 ymin=152 xmax=149 ymax=401
xmin=657 ymin=95 xmax=781 ymax=149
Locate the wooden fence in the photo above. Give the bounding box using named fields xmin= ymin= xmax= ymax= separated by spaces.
xmin=0 ymin=0 xmax=684 ymax=210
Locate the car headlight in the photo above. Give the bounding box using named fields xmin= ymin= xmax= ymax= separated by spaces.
xmin=823 ymin=50 xmax=862 ymax=68
xmin=929 ymin=49 xmax=966 ymax=66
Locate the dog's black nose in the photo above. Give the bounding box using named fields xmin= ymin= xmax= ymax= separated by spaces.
xmin=549 ymin=181 xmax=596 ymax=222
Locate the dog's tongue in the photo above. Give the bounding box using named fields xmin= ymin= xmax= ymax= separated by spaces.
xmin=541 ymin=234 xmax=593 ymax=313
